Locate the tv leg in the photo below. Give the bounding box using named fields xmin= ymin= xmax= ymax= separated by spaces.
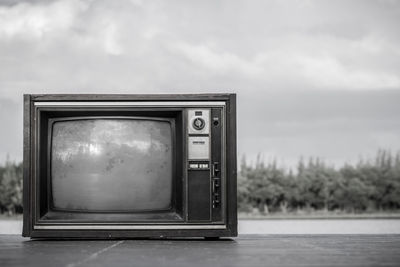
xmin=204 ymin=237 xmax=220 ymax=240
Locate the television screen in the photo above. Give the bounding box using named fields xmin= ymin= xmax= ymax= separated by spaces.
xmin=51 ymin=119 xmax=173 ymax=212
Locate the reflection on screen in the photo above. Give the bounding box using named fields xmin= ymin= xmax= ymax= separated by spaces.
xmin=51 ymin=119 xmax=173 ymax=212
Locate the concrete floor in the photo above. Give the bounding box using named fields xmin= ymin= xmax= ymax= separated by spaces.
xmin=1 ymin=235 xmax=400 ymax=267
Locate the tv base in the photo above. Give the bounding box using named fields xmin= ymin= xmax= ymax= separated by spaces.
xmin=204 ymin=237 xmax=220 ymax=240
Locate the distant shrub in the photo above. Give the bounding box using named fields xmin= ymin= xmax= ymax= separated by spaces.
xmin=238 ymin=150 xmax=400 ymax=214
xmin=0 ymin=159 xmax=23 ymax=215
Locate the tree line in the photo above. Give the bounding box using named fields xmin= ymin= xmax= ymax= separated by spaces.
xmin=0 ymin=160 xmax=23 ymax=215
xmin=1 ymin=150 xmax=400 ymax=215
xmin=238 ymin=150 xmax=400 ymax=214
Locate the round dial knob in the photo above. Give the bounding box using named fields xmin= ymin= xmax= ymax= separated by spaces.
xmin=192 ymin=117 xmax=205 ymax=130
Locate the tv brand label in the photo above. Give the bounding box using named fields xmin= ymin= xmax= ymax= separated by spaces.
xmin=188 ymin=136 xmax=209 ymax=160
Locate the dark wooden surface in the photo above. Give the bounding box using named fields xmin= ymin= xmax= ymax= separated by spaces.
xmin=1 ymin=234 xmax=400 ymax=267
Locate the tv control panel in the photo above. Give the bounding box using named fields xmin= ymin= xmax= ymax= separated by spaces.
xmin=187 ymin=108 xmax=223 ymax=222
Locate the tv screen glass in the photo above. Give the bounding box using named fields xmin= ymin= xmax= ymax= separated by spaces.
xmin=50 ymin=119 xmax=173 ymax=212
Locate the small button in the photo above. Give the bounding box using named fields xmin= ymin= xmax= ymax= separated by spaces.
xmin=199 ymin=163 xmax=209 ymax=169
xmin=213 ymin=117 xmax=219 ymax=126
xmin=189 ymin=163 xmax=199 ymax=169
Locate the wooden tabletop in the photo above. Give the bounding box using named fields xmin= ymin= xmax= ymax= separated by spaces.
xmin=1 ymin=234 xmax=399 ymax=266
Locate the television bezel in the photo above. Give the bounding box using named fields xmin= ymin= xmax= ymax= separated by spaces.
xmin=48 ymin=115 xmax=177 ymax=214
xmin=23 ymin=94 xmax=237 ymax=238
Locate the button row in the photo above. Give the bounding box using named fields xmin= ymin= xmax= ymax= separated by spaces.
xmin=189 ymin=163 xmax=209 ymax=169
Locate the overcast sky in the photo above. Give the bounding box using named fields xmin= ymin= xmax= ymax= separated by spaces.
xmin=0 ymin=0 xmax=399 ymax=169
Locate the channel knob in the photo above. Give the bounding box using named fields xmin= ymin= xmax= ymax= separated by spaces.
xmin=193 ymin=117 xmax=205 ymax=130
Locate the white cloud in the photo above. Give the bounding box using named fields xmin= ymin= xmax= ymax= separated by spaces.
xmin=251 ymin=32 xmax=400 ymax=90
xmin=173 ymin=42 xmax=263 ymax=77
xmin=102 ymin=21 xmax=123 ymax=55
xmin=173 ymin=34 xmax=400 ymax=91
xmin=0 ymin=0 xmax=89 ymax=39
xmin=298 ymin=55 xmax=400 ymax=89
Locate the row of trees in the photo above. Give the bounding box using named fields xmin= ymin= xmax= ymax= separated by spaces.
xmin=0 ymin=160 xmax=23 ymax=215
xmin=238 ymin=150 xmax=400 ymax=214
xmin=1 ymin=150 xmax=400 ymax=215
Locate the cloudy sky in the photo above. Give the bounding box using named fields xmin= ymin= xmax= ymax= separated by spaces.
xmin=0 ymin=0 xmax=399 ymax=168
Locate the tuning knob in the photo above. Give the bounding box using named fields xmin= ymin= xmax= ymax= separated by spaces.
xmin=192 ymin=118 xmax=205 ymax=130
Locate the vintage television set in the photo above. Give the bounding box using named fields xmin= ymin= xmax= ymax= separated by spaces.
xmin=23 ymin=94 xmax=237 ymax=238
